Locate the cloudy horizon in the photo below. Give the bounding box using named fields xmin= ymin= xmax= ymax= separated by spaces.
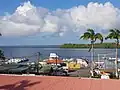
xmin=0 ymin=0 xmax=119 ymax=45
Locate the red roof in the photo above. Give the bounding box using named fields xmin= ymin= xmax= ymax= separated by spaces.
xmin=47 ymin=59 xmax=63 ymax=64
xmin=0 ymin=75 xmax=120 ymax=90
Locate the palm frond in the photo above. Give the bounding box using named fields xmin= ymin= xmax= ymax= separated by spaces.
xmin=110 ymin=29 xmax=116 ymax=33
xmin=95 ymin=33 xmax=103 ymax=43
xmin=115 ymin=29 xmax=120 ymax=34
xmin=105 ymin=29 xmax=120 ymax=40
xmin=80 ymin=32 xmax=90 ymax=40
xmin=87 ymin=29 xmax=95 ymax=35
xmin=115 ymin=29 xmax=120 ymax=39
xmin=87 ymin=29 xmax=96 ymax=40
xmin=105 ymin=32 xmax=115 ymax=40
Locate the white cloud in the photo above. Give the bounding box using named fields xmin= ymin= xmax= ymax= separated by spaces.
xmin=0 ymin=1 xmax=120 ymax=36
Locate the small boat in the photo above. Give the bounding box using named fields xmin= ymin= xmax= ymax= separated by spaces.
xmin=108 ymin=57 xmax=120 ymax=61
xmin=46 ymin=53 xmax=63 ymax=64
xmin=102 ymin=56 xmax=120 ymax=62
xmin=5 ymin=58 xmax=29 ymax=64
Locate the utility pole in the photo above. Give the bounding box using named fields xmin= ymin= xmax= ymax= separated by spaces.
xmin=56 ymin=55 xmax=57 ymax=66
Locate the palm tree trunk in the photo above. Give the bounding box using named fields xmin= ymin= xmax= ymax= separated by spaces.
xmin=91 ymin=43 xmax=94 ymax=77
xmin=56 ymin=57 xmax=57 ymax=66
xmin=115 ymin=43 xmax=119 ymax=78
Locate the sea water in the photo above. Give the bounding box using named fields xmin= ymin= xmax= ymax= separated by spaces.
xmin=0 ymin=46 xmax=116 ymax=61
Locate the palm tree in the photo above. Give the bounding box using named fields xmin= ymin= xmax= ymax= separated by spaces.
xmin=105 ymin=29 xmax=120 ymax=78
xmin=80 ymin=29 xmax=103 ymax=76
xmin=0 ymin=33 xmax=4 ymax=60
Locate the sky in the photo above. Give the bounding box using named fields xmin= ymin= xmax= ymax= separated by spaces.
xmin=0 ymin=0 xmax=120 ymax=45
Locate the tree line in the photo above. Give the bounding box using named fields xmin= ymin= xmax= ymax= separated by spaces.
xmin=60 ymin=43 xmax=119 ymax=48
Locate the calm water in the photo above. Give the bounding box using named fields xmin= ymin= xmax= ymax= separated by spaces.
xmin=0 ymin=47 xmax=118 ymax=62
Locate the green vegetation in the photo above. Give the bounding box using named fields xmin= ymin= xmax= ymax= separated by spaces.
xmin=60 ymin=43 xmax=119 ymax=48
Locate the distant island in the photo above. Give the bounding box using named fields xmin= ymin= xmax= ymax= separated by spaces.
xmin=0 ymin=43 xmax=119 ymax=48
xmin=60 ymin=43 xmax=119 ymax=48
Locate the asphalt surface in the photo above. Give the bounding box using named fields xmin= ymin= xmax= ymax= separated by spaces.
xmin=69 ymin=68 xmax=90 ymax=77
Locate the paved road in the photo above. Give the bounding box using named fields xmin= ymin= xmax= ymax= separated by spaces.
xmin=69 ymin=68 xmax=90 ymax=77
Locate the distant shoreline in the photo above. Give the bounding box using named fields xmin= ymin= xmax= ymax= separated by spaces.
xmin=60 ymin=43 xmax=119 ymax=49
xmin=0 ymin=43 xmax=118 ymax=48
xmin=0 ymin=45 xmax=60 ymax=48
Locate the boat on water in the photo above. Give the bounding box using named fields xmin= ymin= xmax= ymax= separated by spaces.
xmin=108 ymin=57 xmax=120 ymax=62
xmin=4 ymin=58 xmax=29 ymax=64
xmin=102 ymin=56 xmax=120 ymax=62
xmin=44 ymin=53 xmax=63 ymax=65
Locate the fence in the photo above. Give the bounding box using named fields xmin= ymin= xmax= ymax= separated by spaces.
xmin=97 ymin=53 xmax=117 ymax=69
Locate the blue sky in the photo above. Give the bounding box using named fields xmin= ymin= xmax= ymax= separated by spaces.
xmin=0 ymin=0 xmax=120 ymax=45
xmin=0 ymin=0 xmax=120 ymax=14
